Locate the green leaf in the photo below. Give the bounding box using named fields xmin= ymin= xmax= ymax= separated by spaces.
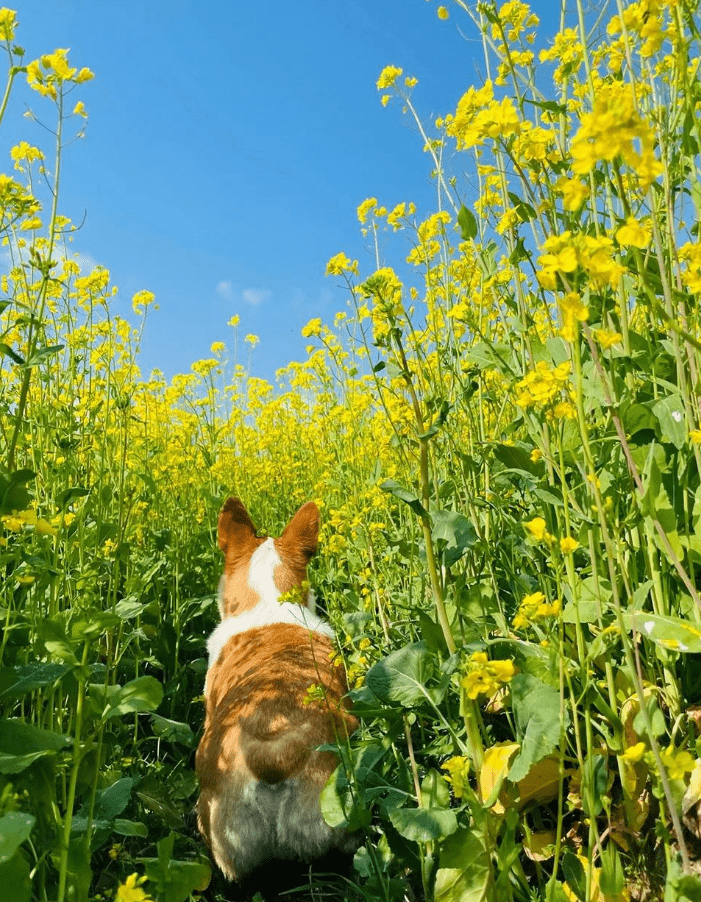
xmin=434 ymin=828 xmax=491 ymax=902
xmin=623 ymin=612 xmax=701 ymax=653
xmin=508 ymin=674 xmax=565 ymax=783
xmin=562 ymin=849 xmax=587 ymax=902
xmin=458 ymin=204 xmax=477 ymax=241
xmin=418 ymin=400 xmax=451 ymax=440
xmin=135 ymin=776 xmax=184 ymax=829
xmin=389 ymin=805 xmax=458 ymax=842
xmin=0 ymin=342 xmax=24 ymax=365
xmin=102 ymin=676 xmax=163 ymax=720
xmin=141 ymin=833 xmax=211 ymax=902
xmin=0 ymin=851 xmax=31 ymax=902
xmin=422 ymin=768 xmax=451 ymax=809
xmin=0 ymin=812 xmax=35 ymax=863
xmin=380 ymin=480 xmax=427 ymax=518
xmin=1 ymin=662 xmax=71 ymax=698
xmin=365 ymin=642 xmax=435 ymax=707
xmin=431 ymin=510 xmax=477 ymax=566
xmin=0 ymin=469 xmax=35 ymax=514
xmin=24 ymin=343 xmax=64 ymax=368
xmin=653 ymin=394 xmax=687 ymax=449
xmin=151 ymin=715 xmax=195 ymax=748
xmin=0 ymin=719 xmax=70 ymax=774
xmin=113 ymin=819 xmax=148 ymax=838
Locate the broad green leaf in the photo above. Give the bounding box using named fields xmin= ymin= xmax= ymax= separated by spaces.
xmin=508 ymin=674 xmax=564 ymax=783
xmin=102 ymin=676 xmax=163 ymax=720
xmin=0 ymin=851 xmax=30 ymax=902
xmin=0 ymin=719 xmax=70 ymax=774
xmin=458 ymin=204 xmax=477 ymax=240
xmin=623 ymin=612 xmax=701 ymax=653
xmin=114 ymin=598 xmax=148 ymax=619
xmin=0 ymin=812 xmax=35 ymax=863
xmin=135 ymin=775 xmax=187 ymax=829
xmin=418 ymin=400 xmax=451 ymax=440
xmin=114 ymin=819 xmax=148 ymax=838
xmin=434 ymin=828 xmax=491 ymax=902
xmin=24 ymin=343 xmax=64 ymax=368
xmin=365 ymin=642 xmax=435 ymax=707
xmin=0 ymin=662 xmax=71 ymax=698
xmin=151 ymin=715 xmax=195 ymax=748
xmin=653 ymin=394 xmax=687 ymax=449
xmin=141 ymin=833 xmax=211 ymax=902
xmin=421 ymin=768 xmax=450 ymax=809
xmin=96 ymin=778 xmax=134 ymax=821
xmin=389 ymin=805 xmax=458 ymax=842
xmin=0 ymin=469 xmax=35 ymax=514
xmin=430 ymin=510 xmax=477 ymax=566
xmin=379 ymin=479 xmax=427 ymax=518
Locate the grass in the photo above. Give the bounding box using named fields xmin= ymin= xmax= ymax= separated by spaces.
xmin=2 ymin=1 xmax=701 ymax=900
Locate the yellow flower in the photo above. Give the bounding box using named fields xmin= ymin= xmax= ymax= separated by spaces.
xmin=592 ymin=328 xmax=622 ymax=349
xmin=559 ymin=536 xmax=579 ymax=554
xmin=690 ymin=429 xmax=701 ymax=444
xmin=301 ymin=317 xmax=323 ymax=338
xmin=443 ymin=756 xmax=470 ymax=798
xmin=659 ymin=747 xmax=696 ymax=781
xmin=620 ymin=742 xmax=646 ymax=764
xmin=132 ymin=290 xmax=155 ymax=315
xmin=210 ymin=341 xmax=225 ymax=354
xmin=437 ymin=5 xmax=449 ymax=19
xmin=116 ymin=873 xmax=153 ymax=902
xmin=325 ymin=251 xmax=359 ymax=277
xmin=557 ymin=177 xmax=588 ymax=212
xmin=462 ymin=652 xmax=515 ymax=700
xmin=376 ymin=65 xmax=403 ymax=90
xmin=0 ymin=7 xmax=17 ymax=41
xmin=530 ymin=448 xmax=542 ymax=463
xmin=227 ymin=314 xmax=240 ymax=327
xmin=524 ymin=517 xmax=547 ymax=540
xmin=513 ymin=592 xmax=561 ymax=629
xmin=244 ymin=333 xmax=260 ymax=348
xmin=73 ymin=100 xmax=88 ymax=118
xmin=357 ymin=197 xmax=378 ymax=224
xmin=616 ymin=216 xmax=649 ymax=248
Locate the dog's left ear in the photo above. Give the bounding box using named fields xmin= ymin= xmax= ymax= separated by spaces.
xmin=279 ymin=501 xmax=320 ymax=562
xmin=218 ymin=497 xmax=258 ymax=555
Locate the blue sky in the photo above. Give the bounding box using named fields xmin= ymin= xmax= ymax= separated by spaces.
xmin=4 ymin=0 xmax=558 ymax=382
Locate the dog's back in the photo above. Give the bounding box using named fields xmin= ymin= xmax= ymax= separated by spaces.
xmin=195 ymin=498 xmax=357 ymax=881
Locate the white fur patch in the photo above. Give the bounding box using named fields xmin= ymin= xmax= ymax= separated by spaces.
xmin=206 ymin=538 xmax=334 ymax=670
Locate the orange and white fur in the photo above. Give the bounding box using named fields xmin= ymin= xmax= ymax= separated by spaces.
xmin=196 ymin=497 xmax=357 ymax=881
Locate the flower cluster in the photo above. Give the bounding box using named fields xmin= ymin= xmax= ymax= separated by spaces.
xmin=512 ymin=591 xmax=561 ymax=630
xmin=462 ymin=652 xmax=516 ymax=700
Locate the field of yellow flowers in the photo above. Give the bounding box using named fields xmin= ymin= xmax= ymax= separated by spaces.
xmin=3 ymin=2 xmax=701 ymax=901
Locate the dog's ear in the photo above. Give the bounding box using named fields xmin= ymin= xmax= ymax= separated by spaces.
xmin=218 ymin=498 xmax=258 ymax=555
xmin=279 ymin=501 xmax=320 ymax=562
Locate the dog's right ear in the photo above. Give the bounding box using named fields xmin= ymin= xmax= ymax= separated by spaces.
xmin=218 ymin=497 xmax=257 ymax=555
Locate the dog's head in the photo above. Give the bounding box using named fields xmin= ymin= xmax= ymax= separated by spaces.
xmin=216 ymin=498 xmax=319 ymax=619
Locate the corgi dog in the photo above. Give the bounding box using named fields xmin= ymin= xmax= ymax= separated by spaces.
xmin=195 ymin=497 xmax=357 ymax=881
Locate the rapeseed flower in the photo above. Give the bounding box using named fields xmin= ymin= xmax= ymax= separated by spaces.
xmin=0 ymin=7 xmax=17 ymax=41
xmin=325 ymin=252 xmax=358 ymax=277
xmin=462 ymin=652 xmax=515 ymax=700
xmin=443 ymin=756 xmax=470 ymax=798
xmin=513 ymin=592 xmax=561 ymax=629
xmin=376 ymin=65 xmax=403 ymax=90
xmin=659 ymin=747 xmax=696 ymax=781
xmin=116 ymin=873 xmax=153 ymax=902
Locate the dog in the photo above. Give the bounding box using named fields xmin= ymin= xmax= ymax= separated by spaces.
xmin=195 ymin=497 xmax=358 ymax=883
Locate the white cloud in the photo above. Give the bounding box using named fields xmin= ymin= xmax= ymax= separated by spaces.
xmin=215 ymin=280 xmax=233 ymax=300
xmin=242 ymin=288 xmax=272 ymax=306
